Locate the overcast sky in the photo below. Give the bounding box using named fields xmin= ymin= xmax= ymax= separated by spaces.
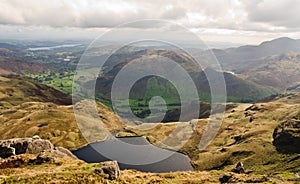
xmin=0 ymin=0 xmax=299 ymax=44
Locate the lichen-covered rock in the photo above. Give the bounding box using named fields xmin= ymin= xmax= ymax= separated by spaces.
xmin=94 ymin=160 xmax=120 ymax=180
xmin=26 ymin=139 xmax=53 ymax=154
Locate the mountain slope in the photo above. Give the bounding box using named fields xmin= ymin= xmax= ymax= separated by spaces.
xmin=201 ymin=37 xmax=300 ymax=72
xmin=0 ymin=55 xmax=48 ymax=75
xmin=241 ymin=52 xmax=300 ymax=91
xmin=94 ymin=49 xmax=276 ymax=104
xmin=0 ymin=75 xmax=72 ymax=107
xmin=126 ymin=92 xmax=300 ymax=174
xmin=199 ymin=37 xmax=300 ymax=92
xmin=0 ymin=76 xmax=125 ymax=150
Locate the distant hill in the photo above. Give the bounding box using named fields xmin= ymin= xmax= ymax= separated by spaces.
xmin=241 ymin=52 xmax=300 ymax=91
xmin=87 ymin=49 xmax=276 ymax=121
xmin=0 ymin=42 xmax=24 ymax=50
xmin=94 ymin=49 xmax=275 ymax=103
xmin=0 ymin=55 xmax=49 ymax=75
xmin=201 ymin=37 xmax=300 ymax=72
xmin=199 ymin=37 xmax=300 ymax=91
xmin=0 ymin=75 xmax=72 ymax=107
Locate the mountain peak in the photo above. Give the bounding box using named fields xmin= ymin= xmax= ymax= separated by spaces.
xmin=260 ymin=37 xmax=296 ymax=46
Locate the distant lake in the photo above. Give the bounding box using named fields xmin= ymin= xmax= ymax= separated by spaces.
xmin=27 ymin=44 xmax=81 ymax=51
xmin=72 ymin=136 xmax=193 ymax=173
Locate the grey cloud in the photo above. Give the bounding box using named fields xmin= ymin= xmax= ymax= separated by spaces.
xmin=0 ymin=0 xmax=299 ymax=33
xmin=0 ymin=0 xmax=187 ymax=28
xmin=244 ymin=0 xmax=300 ymax=28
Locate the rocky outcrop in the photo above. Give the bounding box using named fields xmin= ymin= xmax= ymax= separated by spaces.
xmin=0 ymin=136 xmax=53 ymax=158
xmin=273 ymin=118 xmax=300 ymax=153
xmin=94 ymin=160 xmax=120 ymax=180
xmin=0 ymin=136 xmax=78 ymax=169
xmin=0 ymin=136 xmax=77 ymax=159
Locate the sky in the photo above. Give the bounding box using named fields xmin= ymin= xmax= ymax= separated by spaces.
xmin=0 ymin=0 xmax=300 ymax=45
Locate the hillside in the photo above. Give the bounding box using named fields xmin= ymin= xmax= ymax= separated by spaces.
xmin=199 ymin=37 xmax=300 ymax=91
xmin=0 ymin=92 xmax=299 ymax=183
xmin=201 ymin=37 xmax=300 ymax=72
xmin=92 ymin=49 xmax=276 ymax=121
xmin=0 ymin=56 xmax=48 ymax=75
xmin=0 ymin=75 xmax=72 ymax=107
xmin=0 ymin=75 xmax=125 ymax=150
xmin=241 ymin=52 xmax=300 ymax=91
xmin=121 ymin=92 xmax=300 ymax=175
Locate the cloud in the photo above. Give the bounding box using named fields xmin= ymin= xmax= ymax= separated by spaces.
xmin=0 ymin=0 xmax=299 ymax=43
xmin=0 ymin=0 xmax=247 ymax=29
xmin=0 ymin=0 xmax=188 ymax=28
xmin=244 ymin=0 xmax=300 ymax=29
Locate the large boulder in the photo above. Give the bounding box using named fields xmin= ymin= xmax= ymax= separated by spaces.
xmin=94 ymin=160 xmax=120 ymax=180
xmin=273 ymin=118 xmax=300 ymax=153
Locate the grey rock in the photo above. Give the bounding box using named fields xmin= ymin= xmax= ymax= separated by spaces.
xmin=26 ymin=139 xmax=53 ymax=154
xmin=231 ymin=162 xmax=245 ymax=174
xmin=54 ymin=147 xmax=78 ymax=159
xmin=219 ymin=174 xmax=233 ymax=183
xmin=95 ymin=160 xmax=120 ymax=180
xmin=0 ymin=136 xmax=77 ymax=160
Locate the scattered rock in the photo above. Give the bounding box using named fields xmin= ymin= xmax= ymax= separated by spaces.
xmin=246 ymin=176 xmax=269 ymax=183
xmin=219 ymin=174 xmax=233 ymax=183
xmin=34 ymin=150 xmax=55 ymax=164
xmin=245 ymin=104 xmax=261 ymax=112
xmin=220 ymin=148 xmax=227 ymax=152
xmin=288 ymin=178 xmax=300 ymax=182
xmin=225 ymin=126 xmax=233 ymax=131
xmin=244 ymin=111 xmax=252 ymax=117
xmin=94 ymin=160 xmax=120 ymax=180
xmin=231 ymin=162 xmax=245 ymax=174
xmin=0 ymin=156 xmax=25 ymax=169
xmin=249 ymin=116 xmax=254 ymax=122
xmin=233 ymin=135 xmax=244 ymax=143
